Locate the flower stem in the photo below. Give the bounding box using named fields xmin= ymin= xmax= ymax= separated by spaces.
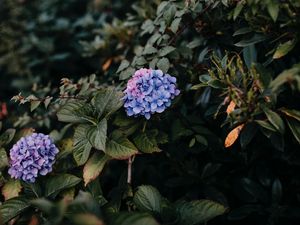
xmin=127 ymin=155 xmax=136 ymax=184
xmin=142 ymin=121 xmax=147 ymax=133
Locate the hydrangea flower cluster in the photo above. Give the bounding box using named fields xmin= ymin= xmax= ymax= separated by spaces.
xmin=123 ymin=68 xmax=180 ymax=119
xmin=8 ymin=133 xmax=59 ymax=183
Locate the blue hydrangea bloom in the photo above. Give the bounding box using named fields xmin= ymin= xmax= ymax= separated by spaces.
xmin=123 ymin=68 xmax=180 ymax=119
xmin=8 ymin=133 xmax=59 ymax=183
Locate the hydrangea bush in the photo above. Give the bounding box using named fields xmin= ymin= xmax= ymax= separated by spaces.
xmin=0 ymin=1 xmax=299 ymax=225
xmin=123 ymin=68 xmax=180 ymax=119
xmin=8 ymin=133 xmax=58 ymax=183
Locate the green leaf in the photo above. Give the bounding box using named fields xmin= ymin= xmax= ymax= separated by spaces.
xmin=158 ymin=46 xmax=176 ymax=57
xmin=70 ymin=214 xmax=105 ymax=225
xmin=157 ymin=57 xmax=170 ymax=73
xmin=57 ymin=100 xmax=92 ymax=123
xmin=87 ymin=118 xmax=107 ymax=151
xmin=255 ymin=120 xmax=277 ymax=132
xmin=73 ymin=124 xmax=92 ymax=165
xmin=110 ymin=212 xmax=159 ymax=225
xmin=233 ymin=1 xmax=244 ymax=20
xmin=0 ymin=197 xmax=30 ymax=224
xmin=106 ymin=138 xmax=138 ymax=160
xmin=267 ymin=2 xmax=279 ymax=22
xmin=117 ymin=60 xmax=130 ymax=73
xmin=233 ymin=27 xmax=252 ymax=36
xmin=269 ymin=63 xmax=300 ymax=92
xmin=0 ymin=147 xmax=8 ymax=169
xmin=157 ymin=1 xmax=169 ymax=16
xmin=263 ymin=108 xmax=285 ymax=134
xmin=240 ymin=123 xmax=257 ymax=148
xmin=45 ymin=174 xmax=81 ymax=197
xmin=272 ymin=178 xmax=282 ymax=203
xmin=133 ymin=132 xmax=161 ymax=154
xmin=170 ymin=18 xmax=181 ymax=33
xmin=142 ymin=45 xmax=157 ymax=55
xmin=235 ymin=35 xmax=267 ymax=47
xmin=207 ymin=79 xmax=226 ymax=89
xmin=119 ymin=67 xmax=135 ymax=80
xmin=280 ymin=108 xmax=300 ymax=122
xmin=176 ymin=200 xmax=227 ymax=225
xmin=30 ymin=100 xmax=41 ymax=112
xmin=83 ymin=152 xmax=111 ymax=186
xmin=286 ymin=118 xmax=300 ymax=144
xmin=243 ymin=44 xmax=257 ymax=69
xmin=133 ymin=185 xmax=162 ymax=213
xmin=195 ymin=135 xmax=208 ymax=146
xmin=273 ymin=39 xmax=297 ymax=59
xmin=31 ymin=198 xmax=55 ymax=215
xmin=92 ymin=89 xmax=123 ymax=117
xmin=0 ymin=128 xmax=16 ymax=147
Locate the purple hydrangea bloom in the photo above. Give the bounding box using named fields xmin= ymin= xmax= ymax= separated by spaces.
xmin=8 ymin=133 xmax=59 ymax=183
xmin=123 ymin=68 xmax=180 ymax=119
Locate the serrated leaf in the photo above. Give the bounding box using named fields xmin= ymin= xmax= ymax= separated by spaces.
xmin=92 ymin=89 xmax=123 ymax=118
xmin=157 ymin=1 xmax=169 ymax=16
xmin=0 ymin=147 xmax=8 ymax=169
xmin=273 ymin=39 xmax=296 ymax=59
xmin=0 ymin=197 xmax=30 ymax=224
xmin=87 ymin=118 xmax=107 ymax=151
xmin=133 ymin=133 xmax=161 ymax=153
xmin=70 ymin=213 xmax=105 ymax=225
xmin=117 ymin=60 xmax=130 ymax=73
xmin=2 ymin=180 xmax=22 ymax=200
xmin=106 ymin=138 xmax=138 ymax=160
xmin=0 ymin=128 xmax=16 ymax=147
xmin=176 ymin=200 xmax=226 ymax=225
xmin=170 ymin=18 xmax=181 ymax=33
xmin=30 ymin=100 xmax=41 ymax=112
xmin=30 ymin=198 xmax=55 ymax=215
xmin=83 ymin=153 xmax=110 ymax=186
xmin=57 ymin=100 xmax=91 ymax=123
xmin=110 ymin=212 xmax=159 ymax=225
xmin=158 ymin=46 xmax=176 ymax=57
xmin=142 ymin=45 xmax=157 ymax=55
xmin=44 ymin=97 xmax=53 ymax=109
xmin=45 ymin=174 xmax=81 ymax=197
xmin=119 ymin=67 xmax=135 ymax=80
xmin=73 ymin=124 xmax=92 ymax=165
xmin=133 ymin=185 xmax=162 ymax=213
xmin=263 ymin=108 xmax=285 ymax=134
xmin=157 ymin=57 xmax=170 ymax=73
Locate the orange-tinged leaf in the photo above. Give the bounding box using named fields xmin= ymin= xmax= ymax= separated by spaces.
xmin=71 ymin=213 xmax=105 ymax=225
xmin=226 ymin=101 xmax=236 ymax=114
xmin=102 ymin=58 xmax=112 ymax=71
xmin=225 ymin=124 xmax=244 ymax=148
xmin=83 ymin=153 xmax=110 ymax=186
xmin=2 ymin=180 xmax=22 ymax=200
xmin=28 ymin=215 xmax=39 ymax=225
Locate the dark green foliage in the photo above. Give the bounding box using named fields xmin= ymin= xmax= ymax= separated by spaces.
xmin=0 ymin=0 xmax=300 ymax=225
